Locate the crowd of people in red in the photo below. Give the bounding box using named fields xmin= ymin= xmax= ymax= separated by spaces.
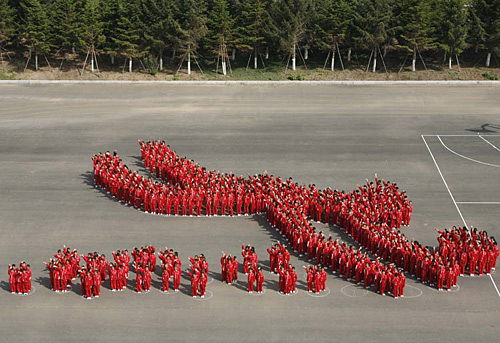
xmin=7 ymin=262 xmax=32 ymax=295
xmin=78 ymin=251 xmax=109 ymax=299
xmin=44 ymin=246 xmax=80 ymax=293
xmin=187 ymin=254 xmax=209 ymax=298
xmin=220 ymin=252 xmax=239 ymax=285
xmin=304 ymin=265 xmax=327 ymax=294
xmin=89 ymin=140 xmax=498 ymax=298
xmin=158 ymin=247 xmax=182 ymax=292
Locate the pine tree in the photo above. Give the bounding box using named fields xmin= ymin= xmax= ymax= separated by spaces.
xmin=272 ymin=0 xmax=315 ymax=71
xmin=471 ymin=0 xmax=500 ymax=67
xmin=315 ymin=0 xmax=353 ymax=71
xmin=352 ymin=0 xmax=393 ymax=72
xmin=18 ymin=0 xmax=52 ymax=70
xmin=176 ymin=0 xmax=208 ymax=75
xmin=107 ymin=0 xmax=144 ymax=72
xmin=0 ymin=0 xmax=16 ymax=58
xmin=436 ymin=0 xmax=468 ymax=69
xmin=395 ymin=0 xmax=436 ymax=71
xmin=237 ymin=0 xmax=275 ymax=68
xmin=48 ymin=0 xmax=84 ymax=65
xmin=141 ymin=0 xmax=178 ymax=71
xmin=206 ymin=0 xmax=235 ymax=74
xmin=79 ymin=0 xmax=106 ymax=72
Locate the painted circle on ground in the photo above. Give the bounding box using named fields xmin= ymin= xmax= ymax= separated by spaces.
xmin=341 ymin=284 xmax=368 ymax=298
xmin=132 ymin=289 xmax=151 ymax=295
xmin=306 ymin=287 xmax=330 ymax=298
xmin=12 ymin=286 xmax=36 ymax=296
xmin=247 ymin=286 xmax=266 ymax=296
xmin=193 ymin=290 xmax=213 ymax=301
xmin=430 ymin=284 xmax=460 ymax=293
xmin=207 ymin=276 xmax=214 ymax=284
xmin=278 ymin=289 xmax=298 ymax=297
xmin=400 ymin=285 xmax=423 ymax=298
xmin=158 ymin=289 xmax=179 ymax=295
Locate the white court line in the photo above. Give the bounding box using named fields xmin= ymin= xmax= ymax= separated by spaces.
xmin=437 ymin=136 xmax=500 ymax=168
xmin=422 ymin=135 xmax=500 ymax=137
xmin=422 ymin=135 xmax=500 ymax=297
xmin=479 ymin=135 xmax=500 ymax=153
xmin=422 ymin=136 xmax=469 ymax=226
xmin=456 ymin=202 xmax=500 ymax=205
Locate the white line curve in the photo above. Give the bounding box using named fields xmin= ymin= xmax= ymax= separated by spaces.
xmin=437 ymin=136 xmax=500 ymax=168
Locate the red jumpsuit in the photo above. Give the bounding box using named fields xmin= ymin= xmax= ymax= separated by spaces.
xmin=247 ymin=270 xmax=255 ymax=292
xmin=256 ymin=270 xmax=264 ymax=293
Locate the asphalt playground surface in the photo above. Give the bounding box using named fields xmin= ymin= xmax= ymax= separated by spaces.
xmin=0 ymin=83 xmax=499 ymax=342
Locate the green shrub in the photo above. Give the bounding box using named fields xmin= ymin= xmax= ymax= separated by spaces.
xmin=287 ymin=73 xmax=304 ymax=81
xmin=482 ymin=72 xmax=498 ymax=80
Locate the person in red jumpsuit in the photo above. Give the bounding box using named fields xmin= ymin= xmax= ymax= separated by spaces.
xmin=290 ymin=266 xmax=297 ymax=293
xmin=199 ymin=270 xmax=208 ymax=298
xmin=143 ymin=267 xmax=152 ymax=292
xmin=162 ymin=264 xmax=171 ymax=292
xmin=188 ymin=269 xmax=200 ymax=297
xmin=446 ymin=266 xmax=455 ymax=291
xmin=135 ymin=269 xmax=144 ymax=293
xmin=379 ymin=270 xmax=387 ymax=296
xmin=93 ymin=269 xmax=101 ymax=297
xmin=304 ymin=266 xmax=314 ymax=292
xmin=314 ymin=267 xmax=322 ymax=294
xmin=85 ymin=271 xmax=94 ymax=299
xmin=8 ymin=265 xmax=18 ymax=294
xmin=256 ymin=267 xmax=264 ymax=293
xmin=173 ymin=262 xmax=181 ymax=292
xmin=110 ymin=263 xmax=118 ymax=291
xmin=247 ymin=268 xmax=256 ymax=293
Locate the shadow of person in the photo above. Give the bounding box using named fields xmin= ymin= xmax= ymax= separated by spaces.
xmin=263 ymin=279 xmax=279 ymax=292
xmin=0 ymin=280 xmax=12 ymax=292
xmin=34 ymin=276 xmax=52 ymax=290
xmin=232 ymin=280 xmax=248 ymax=292
xmin=466 ymin=123 xmax=500 ymax=133
xmin=208 ymin=271 xmax=221 ymax=282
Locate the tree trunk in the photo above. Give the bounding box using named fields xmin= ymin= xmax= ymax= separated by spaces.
xmin=91 ymin=57 xmax=94 ymax=73
xmin=265 ymin=47 xmax=269 ymax=60
xmin=292 ymin=43 xmax=296 ymax=71
xmin=129 ymin=58 xmax=132 ymax=72
xmin=304 ymin=47 xmax=308 ymax=60
xmin=383 ymin=45 xmax=387 ymax=58
xmin=231 ymin=49 xmax=236 ymax=60
xmin=222 ymin=60 xmax=227 ymax=75
xmin=35 ymin=53 xmax=38 ymax=71
xmin=475 ymin=45 xmax=479 ymax=53
xmin=347 ymin=48 xmax=351 ymax=62
xmin=412 ymin=48 xmax=416 ymax=72
xmin=187 ymin=50 xmax=191 ymax=75
xmin=159 ymin=51 xmax=163 ymax=71
xmin=331 ymin=48 xmax=335 ymax=71
xmin=111 ymin=55 xmax=114 ymax=64
xmin=448 ymin=55 xmax=452 ymax=69
xmin=372 ymin=50 xmax=377 ymax=73
xmin=172 ymin=49 xmax=176 ymax=58
xmin=254 ymin=56 xmax=258 ymax=69
xmin=486 ymin=52 xmax=491 ymax=67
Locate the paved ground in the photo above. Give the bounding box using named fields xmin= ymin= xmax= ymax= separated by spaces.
xmin=0 ymin=84 xmax=499 ymax=343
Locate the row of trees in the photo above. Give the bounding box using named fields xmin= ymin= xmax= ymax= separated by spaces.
xmin=1 ymin=0 xmax=500 ymax=74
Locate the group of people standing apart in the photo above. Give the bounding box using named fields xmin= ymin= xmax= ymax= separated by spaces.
xmin=7 ymin=262 xmax=32 ymax=295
